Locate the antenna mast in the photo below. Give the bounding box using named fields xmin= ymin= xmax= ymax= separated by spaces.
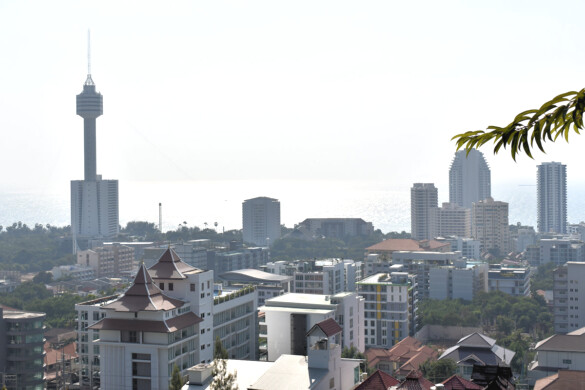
xmin=87 ymin=29 xmax=91 ymax=75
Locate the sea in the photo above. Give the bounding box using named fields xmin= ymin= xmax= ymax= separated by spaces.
xmin=2 ymin=179 xmax=585 ymax=234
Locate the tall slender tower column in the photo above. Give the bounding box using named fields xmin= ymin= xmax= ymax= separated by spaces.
xmin=76 ymin=74 xmax=103 ymax=181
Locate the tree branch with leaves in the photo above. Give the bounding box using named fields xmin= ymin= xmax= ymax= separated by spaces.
xmin=453 ymin=89 xmax=585 ymax=160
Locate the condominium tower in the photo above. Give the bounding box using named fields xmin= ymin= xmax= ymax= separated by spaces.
xmin=449 ymin=149 xmax=491 ymax=208
xmin=410 ymin=183 xmax=438 ymax=240
xmin=537 ymin=162 xmax=567 ymax=234
xmin=242 ymin=197 xmax=281 ymax=247
xmin=472 ymin=197 xmax=510 ymax=256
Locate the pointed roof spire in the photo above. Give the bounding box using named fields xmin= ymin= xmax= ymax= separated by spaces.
xmin=148 ymin=247 xmax=202 ymax=279
xmin=102 ymin=263 xmax=185 ymax=312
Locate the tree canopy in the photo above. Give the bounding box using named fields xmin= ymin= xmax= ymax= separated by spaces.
xmin=453 ymin=88 xmax=585 ymax=160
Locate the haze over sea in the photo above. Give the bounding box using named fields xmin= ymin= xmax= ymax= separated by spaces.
xmin=2 ymin=179 xmax=585 ymax=235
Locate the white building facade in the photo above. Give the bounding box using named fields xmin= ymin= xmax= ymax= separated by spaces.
xmin=537 ymin=162 xmax=567 ymax=234
xmin=242 ymin=197 xmax=281 ymax=247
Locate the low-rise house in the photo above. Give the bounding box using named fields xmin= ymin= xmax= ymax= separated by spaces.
xmin=365 ymin=336 xmax=437 ymax=378
xmin=439 ymin=333 xmax=514 ymax=379
xmin=440 ymin=374 xmax=481 ymax=390
xmin=528 ymin=326 xmax=585 ymax=385
xmin=533 ymin=370 xmax=585 ymax=390
xmin=353 ymin=370 xmax=399 ymax=390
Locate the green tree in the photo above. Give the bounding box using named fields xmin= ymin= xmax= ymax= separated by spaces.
xmin=341 ymin=346 xmax=373 ymax=375
xmin=214 ymin=336 xmax=228 ymax=359
xmin=211 ymin=357 xmax=238 ymax=390
xmin=169 ymin=364 xmax=184 ymax=390
xmin=420 ymin=358 xmax=457 ymax=383
xmin=453 ymin=89 xmax=585 ymax=160
xmin=33 ymin=270 xmax=53 ymax=284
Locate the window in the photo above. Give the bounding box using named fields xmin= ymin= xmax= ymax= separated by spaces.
xmin=169 ymin=283 xmax=174 ymax=291
xmin=563 ymin=359 xmax=572 ymax=364
xmin=122 ymin=330 xmax=139 ymax=343
xmin=159 ymin=283 xmax=164 ymax=290
xmin=190 ymin=284 xmax=195 ymax=291
xmin=207 ymin=281 xmax=210 ymax=289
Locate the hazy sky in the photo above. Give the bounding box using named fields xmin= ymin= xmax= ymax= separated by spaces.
xmin=2 ymin=1 xmax=585 ymax=196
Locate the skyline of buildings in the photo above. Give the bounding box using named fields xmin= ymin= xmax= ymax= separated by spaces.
xmin=537 ymin=162 xmax=567 ymax=234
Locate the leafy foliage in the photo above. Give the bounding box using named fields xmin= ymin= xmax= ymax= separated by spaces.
xmin=169 ymin=364 xmax=185 ymax=390
xmin=211 ymin=358 xmax=238 ymax=390
xmin=453 ymin=89 xmax=585 ymax=160
xmin=420 ymin=358 xmax=457 ymax=383
xmin=341 ymin=346 xmax=372 ymax=375
xmin=0 ymin=281 xmax=84 ymax=328
xmin=0 ymin=222 xmax=73 ymax=272
xmin=214 ymin=336 xmax=228 ymax=359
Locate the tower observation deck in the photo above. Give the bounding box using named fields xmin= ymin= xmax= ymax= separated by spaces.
xmin=76 ymin=74 xmax=103 ymax=181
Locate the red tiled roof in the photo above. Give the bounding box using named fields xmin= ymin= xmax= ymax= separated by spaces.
xmin=366 ymin=239 xmax=450 ymax=253
xmin=148 ymin=247 xmax=202 ymax=280
xmin=441 ymin=375 xmax=482 ymax=390
xmin=309 ymin=318 xmax=343 ymax=337
xmin=355 ymin=370 xmax=400 ymax=390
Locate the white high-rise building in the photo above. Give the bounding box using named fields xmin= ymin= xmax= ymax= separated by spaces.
xmin=242 ymin=197 xmax=281 ymax=247
xmin=410 ymin=183 xmax=438 ymax=240
xmin=449 ymin=149 xmax=491 ymax=208
xmin=537 ymin=162 xmax=567 ymax=234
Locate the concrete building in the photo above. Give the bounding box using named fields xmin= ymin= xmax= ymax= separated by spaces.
xmin=435 ymin=236 xmax=481 ymax=260
xmin=392 ymin=251 xmax=462 ymax=300
xmin=487 ymin=266 xmax=530 ymax=296
xmin=207 ymin=247 xmax=270 ymax=275
xmin=242 ymin=197 xmax=281 ymax=247
xmin=218 ymin=268 xmax=292 ymax=307
xmin=356 ymin=272 xmax=416 ymax=349
xmin=529 ymin=237 xmax=585 ymax=267
xmin=472 ymin=197 xmax=510 ymax=256
xmin=185 ymin=319 xmax=361 ymax=390
xmin=411 ymin=183 xmax=438 ymax=241
xmin=51 ymin=264 xmax=95 ymax=281
xmin=515 ymin=226 xmax=537 ymax=253
xmin=0 ymin=306 xmax=46 ymax=390
xmin=293 ymin=259 xmax=346 ymax=295
xmin=296 ymin=218 xmax=374 ymax=239
xmin=76 ymin=243 xmax=135 ymax=278
xmin=71 ymin=73 xmax=119 ymax=244
xmin=431 ymin=202 xmax=472 ymax=239
xmin=429 ymin=260 xmax=488 ymax=300
xmin=538 ymin=162 xmax=567 ymax=234
xmin=212 ymin=285 xmax=258 ymax=360
xmin=449 ymin=148 xmax=491 ymax=208
xmin=89 ymin=265 xmax=204 ymax=390
xmin=553 ymin=261 xmax=585 ymax=334
xmin=260 ymin=292 xmax=365 ymax=361
xmin=75 ymin=295 xmax=115 ymax=388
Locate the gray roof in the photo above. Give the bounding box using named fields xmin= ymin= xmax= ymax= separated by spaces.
xmin=535 ymin=329 xmax=585 ymax=352
xmin=219 ymin=269 xmax=292 ymax=283
xmin=248 ymin=354 xmax=328 ymax=390
xmin=148 ymin=247 xmax=203 ymax=280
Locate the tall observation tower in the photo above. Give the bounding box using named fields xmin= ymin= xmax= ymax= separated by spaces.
xmin=71 ymin=42 xmax=119 ymax=250
xmin=76 ymin=73 xmax=103 ymax=181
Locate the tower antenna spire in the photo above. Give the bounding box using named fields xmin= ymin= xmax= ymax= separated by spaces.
xmin=87 ymin=29 xmax=91 ymax=75
xmin=84 ymin=30 xmax=95 ymax=86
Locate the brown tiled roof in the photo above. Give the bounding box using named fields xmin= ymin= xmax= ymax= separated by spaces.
xmin=366 ymin=239 xmax=450 ymax=253
xmin=354 ymin=370 xmax=399 ymax=390
xmin=148 ymin=247 xmax=202 ymax=279
xmin=534 ymin=370 xmax=585 ymax=390
xmin=102 ymin=264 xmax=185 ymax=312
xmin=441 ymin=375 xmax=482 ymax=390
xmin=89 ymin=311 xmax=202 ymax=333
xmin=307 ymin=318 xmax=342 ymax=337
